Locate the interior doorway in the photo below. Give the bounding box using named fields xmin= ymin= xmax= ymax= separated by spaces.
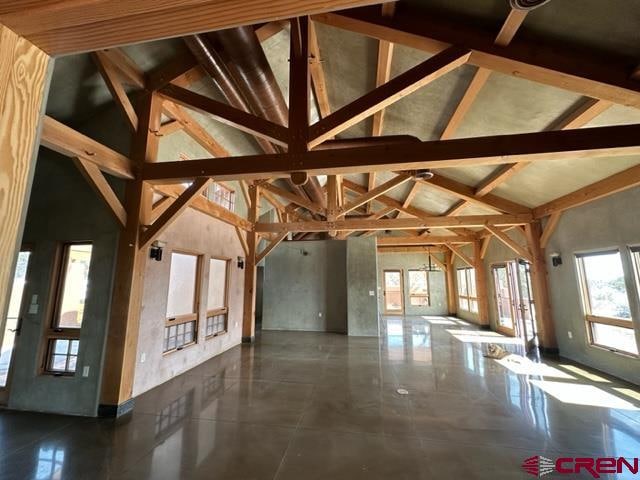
xmin=383 ymin=269 xmax=404 ymax=314
xmin=491 ymin=260 xmax=538 ymax=351
xmin=0 ymin=249 xmax=32 ymax=404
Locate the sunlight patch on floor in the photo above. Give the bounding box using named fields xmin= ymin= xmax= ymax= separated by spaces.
xmin=447 ymin=329 xmax=524 ymax=345
xmin=495 ymin=356 xmax=575 ymax=379
xmin=558 ymin=364 xmax=611 ymax=383
xmin=530 ymin=380 xmax=640 ymax=410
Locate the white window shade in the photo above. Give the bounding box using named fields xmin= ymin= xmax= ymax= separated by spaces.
xmin=207 ymin=258 xmax=228 ymax=311
xmin=166 ymin=253 xmax=198 ymax=318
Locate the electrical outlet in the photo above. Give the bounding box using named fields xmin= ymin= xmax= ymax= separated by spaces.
xmin=82 ymin=366 xmax=90 ymax=377
xmin=369 ymin=291 xmax=375 ymax=296
xmin=567 ymin=331 xmax=573 ymax=339
xmin=140 ymin=352 xmax=146 ymax=363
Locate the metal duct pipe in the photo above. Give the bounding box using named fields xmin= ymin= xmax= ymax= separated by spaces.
xmin=206 ymin=26 xmax=326 ymax=207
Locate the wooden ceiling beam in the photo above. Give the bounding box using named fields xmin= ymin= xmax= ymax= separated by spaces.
xmin=339 ymin=173 xmax=413 ymax=215
xmin=533 ymin=162 xmax=640 ymax=218
xmin=485 ymin=225 xmax=532 ymax=262
xmin=312 ymin=8 xmax=640 ymax=108
xmin=445 ymin=242 xmax=474 ymax=267
xmin=92 ymin=51 xmax=138 ymax=131
xmin=97 ymin=48 xmax=145 ymax=88
xmin=40 ymin=116 xmax=135 ymax=179
xmin=309 ymin=20 xmax=331 ymax=119
xmin=256 ymin=232 xmax=289 ymax=264
xmin=142 ymin=123 xmax=640 ymax=183
xmin=378 ymin=236 xmax=475 ymax=246
xmin=3 ymin=0 xmax=390 ymax=55
xmin=440 ymin=7 xmax=527 ymax=140
xmin=255 ymin=21 xmax=288 ymax=43
xmin=371 ymin=2 xmax=397 ymax=137
xmin=308 ymin=45 xmax=471 ymax=148
xmin=540 ymin=211 xmax=562 ymax=249
xmin=158 ymin=84 xmax=289 ymax=147
xmin=377 ymin=245 xmax=448 ymax=255
xmin=259 ymin=182 xmax=325 ymax=215
xmin=255 ymin=213 xmax=531 ymax=233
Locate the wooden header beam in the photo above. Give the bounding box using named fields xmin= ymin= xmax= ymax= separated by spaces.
xmin=255 ymin=214 xmax=531 ymax=233
xmin=142 ymin=123 xmax=640 ymax=182
xmin=2 ymin=0 xmax=391 ymax=55
xmin=377 ymin=236 xmax=476 ymax=246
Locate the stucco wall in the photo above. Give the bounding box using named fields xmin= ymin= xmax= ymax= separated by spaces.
xmin=262 ymin=240 xmax=347 ymax=333
xmin=377 ymin=251 xmax=448 ymax=316
xmin=132 ymin=208 xmax=246 ymax=396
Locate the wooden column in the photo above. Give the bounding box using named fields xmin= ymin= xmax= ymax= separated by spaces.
xmin=0 ymin=25 xmax=51 ymax=343
xmin=444 ymin=250 xmax=457 ymax=316
xmin=99 ymin=92 xmax=162 ymax=415
xmin=242 ymin=183 xmax=260 ymax=342
xmin=473 ymin=240 xmax=490 ymax=326
xmin=524 ymin=221 xmax=558 ymax=352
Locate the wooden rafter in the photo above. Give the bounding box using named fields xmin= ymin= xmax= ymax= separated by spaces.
xmin=73 ymin=157 xmax=127 ymax=227
xmin=40 ymin=116 xmax=134 ymax=179
xmin=308 ymin=20 xmax=331 ymax=119
xmin=259 ymin=182 xmax=325 ymax=215
xmin=480 ymin=235 xmax=491 ymax=259
xmin=339 ymin=173 xmax=412 ymax=215
xmin=540 ymin=212 xmax=562 ymax=249
xmin=440 ymin=7 xmax=527 ymax=140
xmin=312 ymin=8 xmax=640 ymax=108
xmin=149 ymin=196 xmax=173 ymax=225
xmin=371 ymin=2 xmax=397 ymax=137
xmin=92 ymin=51 xmax=138 ymax=131
xmin=142 ymin=123 xmax=640 ymax=183
xmin=378 ymin=236 xmax=475 ymax=246
xmin=235 ymin=227 xmax=250 ymax=257
xmin=446 ymin=242 xmax=474 ymax=267
xmin=98 ymin=48 xmax=145 ymax=88
xmin=256 ymin=232 xmax=288 ymax=264
xmin=308 ymin=46 xmax=471 ymax=148
xmin=255 ymin=214 xmax=531 ymax=233
xmin=159 ymin=84 xmax=289 ymax=147
xmin=289 ymin=16 xmax=310 ymax=154
xmin=255 ymin=21 xmax=287 ymax=43
xmin=395 ymin=181 xmax=421 ymax=218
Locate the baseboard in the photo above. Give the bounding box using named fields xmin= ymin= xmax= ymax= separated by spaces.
xmin=98 ymin=398 xmax=135 ymax=418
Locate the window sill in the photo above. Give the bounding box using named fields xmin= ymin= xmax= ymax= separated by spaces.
xmin=206 ymin=330 xmax=228 ymax=340
xmin=162 ymin=340 xmax=197 ymax=356
xmin=588 ymin=342 xmax=639 ymax=359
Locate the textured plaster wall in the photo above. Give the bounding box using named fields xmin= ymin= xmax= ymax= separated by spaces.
xmin=132 ymin=208 xmax=246 ymax=396
xmin=346 ymin=237 xmax=379 ymax=337
xmin=262 ymin=240 xmax=347 ymax=333
xmin=377 ymin=252 xmax=448 ymax=316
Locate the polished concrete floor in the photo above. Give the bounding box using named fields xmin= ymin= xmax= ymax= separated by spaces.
xmin=2 ymin=316 xmax=640 ymax=479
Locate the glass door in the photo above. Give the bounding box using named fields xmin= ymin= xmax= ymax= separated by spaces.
xmin=516 ymin=260 xmax=538 ymax=351
xmin=492 ymin=264 xmax=516 ymax=336
xmin=0 ymin=250 xmax=31 ymax=403
xmin=383 ymin=270 xmax=404 ymax=314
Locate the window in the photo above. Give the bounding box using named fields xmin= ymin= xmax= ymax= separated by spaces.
xmin=408 ymin=270 xmax=430 ymax=306
xmin=576 ymin=250 xmax=637 ymax=355
xmin=164 ymin=252 xmax=200 ymax=353
xmin=43 ymin=243 xmax=92 ymax=375
xmin=457 ymin=267 xmax=478 ymax=313
xmin=205 ymin=257 xmax=230 ymax=338
xmin=205 ymin=183 xmax=235 ymax=212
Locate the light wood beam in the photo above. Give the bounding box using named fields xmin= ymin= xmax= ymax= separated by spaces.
xmin=395 ymin=180 xmax=420 ymax=218
xmin=480 ymin=235 xmax=491 ymax=259
xmin=255 ymin=21 xmax=287 ymax=43
xmin=3 ymin=0 xmax=389 ymax=55
xmin=235 ymin=227 xmax=249 ymax=257
xmin=366 ymin=172 xmax=377 ymax=213
xmin=533 ymin=162 xmax=640 ymax=218
xmin=446 ymin=242 xmax=474 ymax=268
xmin=377 ymin=236 xmax=476 ymax=245
xmin=92 ymin=51 xmax=138 ymax=131
xmin=473 ymin=162 xmax=530 ymax=197
xmin=484 ymin=225 xmax=532 ymax=262
xmin=256 ymin=214 xmax=530 ymax=233
xmin=0 ymin=25 xmax=50 ymax=351
xmin=473 ymin=240 xmax=490 ymax=326
xmin=444 ymin=250 xmax=457 ymax=315
xmin=309 ymin=46 xmax=470 ymax=148
xmin=73 ymin=157 xmax=127 ymax=227
xmin=99 ymin=48 xmax=145 ymax=88
xmin=149 ymin=196 xmax=173 ymax=224
xmin=371 ymin=2 xmax=397 ymax=136
xmin=308 ymin=20 xmax=331 ymax=119
xmin=312 ymin=9 xmax=640 ymax=108
xmin=40 ymin=116 xmax=134 ymax=179
xmin=243 ymin=183 xmax=261 ymax=342
xmin=158 ymin=120 xmax=183 ymax=137
xmin=143 ymin=123 xmax=640 ymax=183
xmin=158 ymin=84 xmax=289 ymax=147
xmin=540 ymin=212 xmax=562 ymax=249
xmin=162 ymin=101 xmax=229 ymax=157
xmin=140 ymin=178 xmax=211 ymax=249
xmin=289 ymin=16 xmax=310 ymax=154
xmin=260 ymin=182 xmax=325 ymax=215
xmin=339 ymin=173 xmax=412 ymax=215
xmin=377 ymin=246 xmax=447 ymax=255
xmin=256 ymin=232 xmax=288 ymax=264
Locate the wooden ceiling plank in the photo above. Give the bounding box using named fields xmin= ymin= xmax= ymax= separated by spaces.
xmin=40 ymin=116 xmax=134 ymax=179
xmin=308 ymin=45 xmax=471 ymax=148
xmin=158 ymin=84 xmax=289 ymax=147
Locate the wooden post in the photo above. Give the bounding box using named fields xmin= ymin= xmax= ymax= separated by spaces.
xmin=0 ymin=25 xmax=51 ymax=345
xmin=444 ymin=250 xmax=457 ymax=316
xmin=473 ymin=240 xmax=490 ymax=326
xmin=524 ymin=221 xmax=558 ymax=352
xmin=242 ymin=183 xmax=260 ymax=342
xmin=99 ymin=92 xmax=162 ymax=415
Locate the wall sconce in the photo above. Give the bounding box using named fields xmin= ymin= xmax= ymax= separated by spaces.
xmin=237 ymin=256 xmax=245 ymax=269
xmin=550 ymin=252 xmax=562 ymax=267
xmin=149 ymin=240 xmax=166 ymax=262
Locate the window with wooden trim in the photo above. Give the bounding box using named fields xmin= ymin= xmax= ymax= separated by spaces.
xmin=457 ymin=267 xmax=478 ymax=313
xmin=205 ymin=183 xmax=235 ymax=212
xmin=205 ymin=257 xmax=229 ymax=338
xmin=576 ymin=250 xmax=637 ymax=355
xmin=164 ymin=252 xmax=200 ymax=353
xmin=43 ymin=243 xmax=93 ymax=375
xmin=408 ymin=270 xmax=430 ymax=306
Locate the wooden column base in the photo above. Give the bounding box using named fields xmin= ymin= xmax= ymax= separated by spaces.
xmin=98 ymin=398 xmax=135 ymax=417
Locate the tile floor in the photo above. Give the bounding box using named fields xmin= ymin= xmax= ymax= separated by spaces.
xmin=1 ymin=316 xmax=640 ymax=479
